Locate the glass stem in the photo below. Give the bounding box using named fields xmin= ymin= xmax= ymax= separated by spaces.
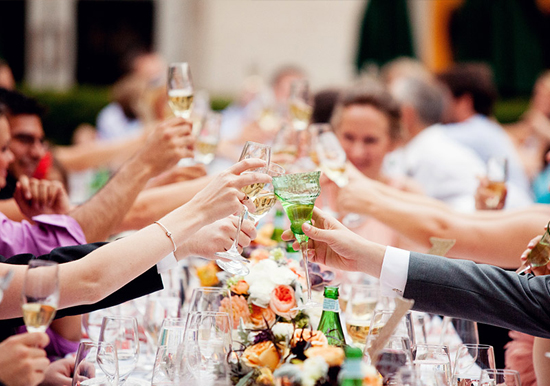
xmin=300 ymin=240 xmax=312 ymax=302
xmin=229 ymin=206 xmax=248 ymax=252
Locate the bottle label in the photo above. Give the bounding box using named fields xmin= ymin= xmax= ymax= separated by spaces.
xmin=343 ymin=359 xmax=363 ymax=379
xmin=322 ymin=297 xmax=339 ymax=312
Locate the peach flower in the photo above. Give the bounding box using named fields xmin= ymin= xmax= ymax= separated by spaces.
xmin=305 ymin=346 xmax=345 ymax=367
xmin=231 ymin=279 xmax=250 ymax=295
xmin=250 ymin=248 xmax=270 ymax=262
xmin=250 ymin=304 xmax=277 ymax=328
xmin=242 ymin=341 xmax=281 ymax=372
xmin=292 ymin=329 xmax=328 ymax=348
xmin=256 ymin=367 xmax=275 ymax=385
xmin=270 ymin=285 xmax=298 ymax=319
xmin=221 ymin=295 xmax=251 ymax=328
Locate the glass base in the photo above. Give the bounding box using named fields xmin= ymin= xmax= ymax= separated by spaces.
xmin=216 ymin=259 xmax=250 ymax=276
xmin=292 ymin=300 xmax=321 ymax=311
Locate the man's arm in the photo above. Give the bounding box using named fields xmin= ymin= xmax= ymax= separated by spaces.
xmin=69 ymin=117 xmax=194 ymax=242
xmin=404 ymin=252 xmax=550 ymax=338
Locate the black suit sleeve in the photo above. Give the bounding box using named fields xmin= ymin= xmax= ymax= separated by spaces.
xmin=404 ymin=252 xmax=550 ymax=338
xmin=0 ymin=243 xmax=164 ymax=341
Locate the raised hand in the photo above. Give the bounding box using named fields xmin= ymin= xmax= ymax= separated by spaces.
xmin=519 ymin=233 xmax=548 ymax=276
xmin=282 ymin=207 xmax=386 ymax=277
xmin=186 ymin=158 xmax=272 ymax=223
xmin=135 ymin=117 xmax=195 ymax=176
xmin=177 ymin=216 xmax=257 ymax=261
xmin=14 ymin=176 xmax=71 ymax=218
xmin=39 ymin=357 xmax=74 ymax=386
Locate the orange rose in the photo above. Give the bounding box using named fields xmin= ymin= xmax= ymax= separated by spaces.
xmin=292 ymin=329 xmax=328 ymax=348
xmin=221 ymin=295 xmax=251 ymax=328
xmin=242 ymin=341 xmax=281 ymax=372
xmin=270 ymin=285 xmax=298 ymax=319
xmin=250 ymin=304 xmax=276 ymax=328
xmin=231 ymin=280 xmax=250 ymax=295
xmin=305 ymin=346 xmax=345 ymax=367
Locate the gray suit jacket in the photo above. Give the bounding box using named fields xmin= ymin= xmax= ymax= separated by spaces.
xmin=403 ymin=252 xmax=550 ymax=338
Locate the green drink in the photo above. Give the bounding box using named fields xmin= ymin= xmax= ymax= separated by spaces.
xmin=272 ymin=171 xmax=321 ymax=309
xmin=282 ymin=203 xmax=315 ymax=242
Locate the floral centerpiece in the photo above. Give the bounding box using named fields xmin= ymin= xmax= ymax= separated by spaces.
xmin=201 ymin=247 xmax=381 ymax=386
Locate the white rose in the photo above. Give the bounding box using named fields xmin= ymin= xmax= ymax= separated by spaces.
xmin=248 ymin=280 xmax=276 ymax=308
xmin=302 ymin=356 xmax=329 ymax=386
xmin=271 ymin=323 xmax=294 ymax=340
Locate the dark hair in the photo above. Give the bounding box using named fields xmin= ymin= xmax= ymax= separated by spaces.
xmin=0 ymin=88 xmax=47 ymax=118
xmin=311 ymin=88 xmax=341 ymax=124
xmin=437 ymin=63 xmax=497 ymax=116
xmin=331 ymin=80 xmax=402 ymax=141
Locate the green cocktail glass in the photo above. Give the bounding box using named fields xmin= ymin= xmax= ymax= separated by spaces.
xmin=272 ymin=171 xmax=321 ymax=309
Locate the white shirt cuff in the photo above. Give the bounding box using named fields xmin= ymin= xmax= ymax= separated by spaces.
xmin=156 ymin=252 xmax=178 ymax=274
xmin=379 ymin=246 xmax=410 ymax=297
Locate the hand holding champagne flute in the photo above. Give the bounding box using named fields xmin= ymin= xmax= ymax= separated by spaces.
xmin=21 ymin=260 xmax=59 ymax=333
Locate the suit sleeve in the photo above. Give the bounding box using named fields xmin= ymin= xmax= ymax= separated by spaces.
xmin=404 ymin=252 xmax=550 ymax=338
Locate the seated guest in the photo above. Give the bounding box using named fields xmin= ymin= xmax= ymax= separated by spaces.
xmin=437 ymin=63 xmax=533 ymax=208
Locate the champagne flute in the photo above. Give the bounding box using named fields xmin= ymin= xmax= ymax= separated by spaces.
xmin=289 ymin=79 xmax=312 ymax=131
xmin=480 ymin=157 xmax=508 ymax=210
xmin=344 ymin=285 xmax=380 ymax=347
xmin=516 ymin=220 xmax=550 ymax=274
xmin=248 ymin=163 xmax=285 ymax=223
xmin=215 ymin=141 xmax=271 ymax=276
xmin=99 ymin=316 xmax=140 ymax=385
xmin=194 ymin=111 xmax=221 ymax=165
xmin=167 ymin=62 xmax=194 ymax=120
xmin=272 ymin=171 xmax=321 ymax=309
xmin=21 ymin=259 xmax=59 ymax=333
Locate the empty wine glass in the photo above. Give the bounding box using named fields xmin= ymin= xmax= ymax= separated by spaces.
xmin=99 ymin=316 xmax=140 ymax=385
xmin=479 ymin=369 xmax=521 ymax=386
xmin=158 ymin=318 xmax=187 ymax=348
xmin=21 ymin=260 xmax=59 ymax=333
xmin=452 ymin=344 xmax=496 ymax=386
xmin=364 ymin=310 xmax=416 ymax=361
xmin=151 ymin=344 xmax=179 ymax=386
xmin=143 ymin=296 xmax=181 ymax=357
xmin=272 ymin=171 xmax=321 ymax=309
xmin=216 ymin=141 xmax=271 ymax=276
xmin=288 ymin=79 xmax=312 ymax=131
xmin=72 ymin=341 xmax=118 ymax=386
xmin=167 ymin=62 xmax=194 ymax=120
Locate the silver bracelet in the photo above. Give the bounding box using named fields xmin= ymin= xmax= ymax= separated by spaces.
xmin=154 ymin=221 xmax=177 ymax=253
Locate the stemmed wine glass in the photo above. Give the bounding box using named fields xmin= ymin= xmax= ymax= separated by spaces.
xmin=248 ymin=163 xmax=285 ymax=223
xmin=167 ymin=62 xmax=194 ymax=120
xmin=272 ymin=171 xmax=321 ymax=309
xmin=516 ymin=220 xmax=550 ymax=274
xmin=288 ymin=79 xmax=312 ymax=132
xmin=479 ymin=369 xmax=521 ymax=386
xmin=21 ymin=260 xmax=59 ymax=333
xmin=99 ymin=316 xmax=140 ymax=385
xmin=215 ymin=141 xmax=271 ymax=276
xmin=72 ymin=341 xmax=119 ymax=386
xmin=194 ymin=111 xmax=221 ymax=165
xmin=452 ymin=344 xmax=496 ymax=386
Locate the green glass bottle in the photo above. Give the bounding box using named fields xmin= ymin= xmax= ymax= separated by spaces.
xmin=317 ymin=286 xmax=346 ymax=346
xmin=339 ymin=346 xmax=364 ymax=386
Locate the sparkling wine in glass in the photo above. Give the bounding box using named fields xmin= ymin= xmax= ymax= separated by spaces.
xmin=289 ymin=79 xmax=312 ymax=132
xmin=345 ymin=285 xmax=380 ymax=347
xmin=272 ymin=171 xmax=321 ymax=309
xmin=167 ymin=63 xmax=194 ymax=120
xmin=194 ymin=111 xmax=221 ymax=165
xmin=516 ymin=220 xmax=550 ymax=274
xmin=248 ymin=163 xmax=285 ymax=223
xmin=215 ymin=141 xmax=271 ymax=276
xmin=21 ymin=260 xmax=59 ymax=333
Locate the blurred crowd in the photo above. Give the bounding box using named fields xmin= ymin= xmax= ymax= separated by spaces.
xmin=0 ymin=50 xmax=550 ymax=386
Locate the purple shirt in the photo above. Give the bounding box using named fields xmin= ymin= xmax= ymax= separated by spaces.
xmin=0 ymin=212 xmax=86 ymax=257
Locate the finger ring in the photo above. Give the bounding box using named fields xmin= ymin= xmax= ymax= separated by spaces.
xmin=241 ymin=195 xmax=250 ymax=203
